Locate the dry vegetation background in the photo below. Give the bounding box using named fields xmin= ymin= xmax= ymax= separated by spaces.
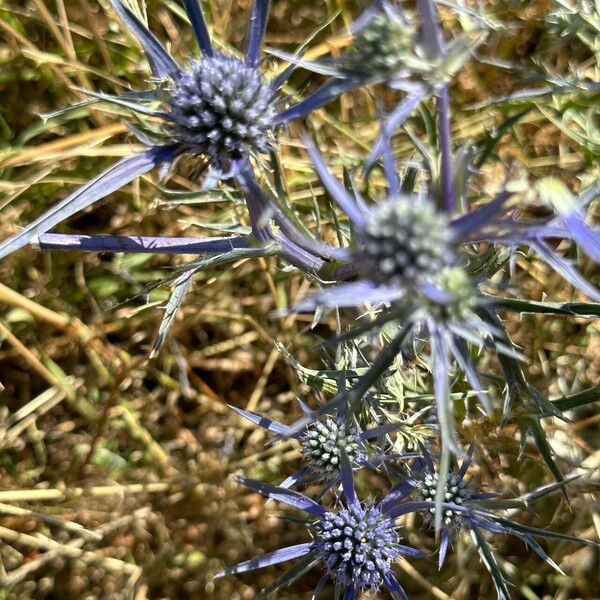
xmin=0 ymin=0 xmax=598 ymax=598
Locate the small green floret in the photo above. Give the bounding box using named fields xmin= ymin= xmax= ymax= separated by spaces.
xmin=427 ymin=267 xmax=477 ymax=322
xmin=350 ymin=14 xmax=416 ymax=75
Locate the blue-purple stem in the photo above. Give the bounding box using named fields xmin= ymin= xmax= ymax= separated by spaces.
xmin=415 ymin=0 xmax=454 ymax=214
xmin=437 ymin=86 xmax=455 ymax=213
xmin=415 ymin=0 xmax=444 ymax=57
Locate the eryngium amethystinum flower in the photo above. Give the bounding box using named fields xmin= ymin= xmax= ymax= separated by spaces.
xmin=216 ymin=455 xmax=425 ymax=599
xmin=348 ymin=12 xmax=416 ymax=76
xmin=167 ymin=55 xmax=276 ymax=160
xmin=300 ymin=417 xmax=363 ymax=476
xmin=313 ymin=502 xmax=403 ymax=593
xmin=418 ymin=470 xmax=469 ymax=528
xmin=0 ymin=0 xmax=355 ymax=261
xmin=362 ymin=196 xmax=454 ymax=285
xmin=297 ymin=138 xmax=600 ymax=307
xmin=386 ymin=446 xmax=599 ymax=582
xmin=229 ymin=402 xmax=406 ymax=492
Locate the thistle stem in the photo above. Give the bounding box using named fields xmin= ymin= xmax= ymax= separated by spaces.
xmin=437 ymin=87 xmax=455 ymax=213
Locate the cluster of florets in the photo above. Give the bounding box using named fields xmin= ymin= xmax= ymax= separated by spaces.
xmin=300 ymin=417 xmax=363 ymax=475
xmin=425 ymin=267 xmax=478 ymax=322
xmin=361 ymin=196 xmax=454 ymax=286
xmin=313 ymin=502 xmax=402 ymax=591
xmin=418 ymin=471 xmax=469 ymax=528
xmin=349 ymin=14 xmax=416 ymax=75
xmin=167 ymin=54 xmax=276 ymax=162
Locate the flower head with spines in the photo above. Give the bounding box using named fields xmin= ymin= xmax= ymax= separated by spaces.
xmin=300 ymin=417 xmax=364 ymax=476
xmin=228 ymin=401 xmax=406 ymax=494
xmin=349 ymin=12 xmax=416 ymax=77
xmin=362 ymin=195 xmax=455 ymax=286
xmin=0 ymin=0 xmax=359 ymax=261
xmin=217 ymin=452 xmax=425 ymax=598
xmin=167 ymin=54 xmax=277 ymax=164
xmin=418 ymin=470 xmax=469 ymax=529
xmin=313 ymin=501 xmax=403 ymax=592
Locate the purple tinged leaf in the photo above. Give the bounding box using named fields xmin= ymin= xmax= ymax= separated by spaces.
xmin=294 ymin=281 xmax=404 ymax=312
xmin=469 ymin=516 xmax=511 ymax=535
xmin=379 ymin=481 xmax=414 ymax=513
xmin=364 ymin=88 xmax=427 ymax=174
xmin=450 ymin=190 xmax=513 ymax=240
xmin=246 ymin=0 xmax=271 ymax=67
xmin=0 ymin=146 xmax=175 ymax=261
xmin=418 ymin=281 xmax=455 ymax=305
xmin=438 ymin=529 xmax=450 ymax=568
xmin=397 ymin=544 xmax=427 ymax=559
xmin=561 ymin=212 xmax=600 ymax=263
xmin=305 ymin=139 xmax=367 ymax=227
xmin=107 ymin=0 xmax=180 ymax=78
xmin=530 ymin=240 xmax=600 ymax=301
xmin=228 ymin=405 xmax=292 ymax=437
xmin=458 ymin=442 xmax=475 ymax=479
xmin=377 ymin=112 xmax=400 ymax=195
xmin=421 ymin=446 xmax=435 ymax=472
xmin=275 ymin=78 xmax=360 ymax=124
xmin=383 ymin=573 xmax=410 ymax=600
xmin=37 ymin=234 xmax=249 ymax=254
xmin=436 ymin=86 xmax=455 ymax=213
xmin=182 ymin=0 xmax=213 ymax=55
xmin=215 ymin=542 xmax=314 ymax=578
xmin=359 ymin=421 xmax=405 ymax=441
xmin=343 ymin=586 xmax=356 ymax=600
xmin=234 ymin=476 xmax=327 ymax=517
xmin=277 ymin=467 xmax=313 ymax=491
xmin=415 ymin=0 xmax=444 ymax=57
xmin=469 ymin=492 xmax=499 ymax=500
xmin=312 ymin=574 xmax=329 ymax=599
xmin=296 ymin=397 xmax=312 ymax=415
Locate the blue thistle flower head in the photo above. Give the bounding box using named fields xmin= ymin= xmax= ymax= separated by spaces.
xmin=361 ymin=195 xmax=455 ymax=286
xmin=348 ymin=11 xmax=417 ymax=77
xmin=0 ymin=0 xmax=358 ymax=261
xmin=217 ymin=453 xmax=426 ymax=598
xmin=313 ymin=501 xmax=403 ymax=593
xmin=300 ymin=417 xmax=365 ymax=476
xmin=417 ymin=469 xmax=470 ymax=529
xmin=229 ymin=402 xmax=408 ymax=493
xmin=167 ymin=54 xmax=277 ymax=164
